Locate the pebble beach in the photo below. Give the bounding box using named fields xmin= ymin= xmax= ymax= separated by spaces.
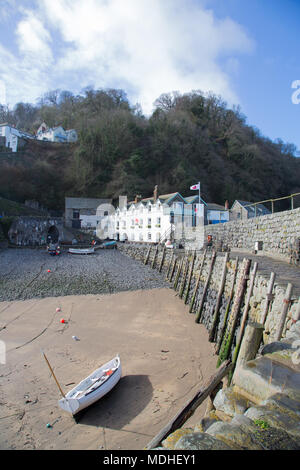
xmin=0 ymin=247 xmax=170 ymax=302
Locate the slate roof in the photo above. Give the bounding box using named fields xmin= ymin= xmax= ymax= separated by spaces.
xmin=234 ymin=200 xmax=271 ymax=215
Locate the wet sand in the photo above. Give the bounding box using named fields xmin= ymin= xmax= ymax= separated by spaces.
xmin=0 ymin=288 xmax=217 ymax=450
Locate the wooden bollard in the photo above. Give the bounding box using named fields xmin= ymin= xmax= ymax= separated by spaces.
xmin=144 ymin=245 xmax=151 ymax=265
xmin=261 ymin=272 xmax=276 ymax=325
xmin=215 ymin=257 xmax=239 ymax=354
xmin=184 ymin=250 xmax=196 ymax=304
xmin=179 ymin=256 xmax=189 ymax=298
xmin=189 ymin=250 xmax=207 ymax=313
xmin=275 ymin=282 xmax=293 ymax=341
xmin=151 ymin=245 xmax=159 ymax=269
xmin=209 ymin=252 xmax=229 ymax=342
xmin=158 ymin=247 xmax=166 ymax=272
xmin=195 ymin=251 xmax=217 ymax=323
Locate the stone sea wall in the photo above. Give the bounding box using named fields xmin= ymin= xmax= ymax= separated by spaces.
xmin=184 ymin=207 xmax=300 ymax=259
xmin=118 ymin=243 xmax=299 ymax=350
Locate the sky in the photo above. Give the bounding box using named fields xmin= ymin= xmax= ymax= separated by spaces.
xmin=0 ymin=0 xmax=299 ymax=152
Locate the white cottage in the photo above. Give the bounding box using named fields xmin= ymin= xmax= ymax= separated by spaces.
xmin=0 ymin=123 xmax=34 ymax=152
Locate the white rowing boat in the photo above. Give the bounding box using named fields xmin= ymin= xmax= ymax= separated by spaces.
xmin=58 ymin=355 xmax=121 ymax=416
xmin=68 ymin=248 xmax=95 ymax=255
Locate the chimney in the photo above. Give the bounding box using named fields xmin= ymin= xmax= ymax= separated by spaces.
xmin=134 ymin=194 xmax=142 ymax=204
xmin=153 ymin=185 xmax=158 ymax=203
xmin=225 ymin=200 xmax=229 ymax=210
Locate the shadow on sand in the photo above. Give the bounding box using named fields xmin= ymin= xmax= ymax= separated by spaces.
xmin=73 ymin=374 xmax=153 ymax=429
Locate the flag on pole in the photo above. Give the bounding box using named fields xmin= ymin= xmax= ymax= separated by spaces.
xmin=190 ymin=183 xmax=200 ymax=190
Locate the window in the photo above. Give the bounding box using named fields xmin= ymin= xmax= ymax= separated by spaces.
xmin=73 ymin=210 xmax=80 ymax=219
xmin=148 ymin=233 xmax=152 ymax=240
xmin=147 ymin=218 xmax=151 ymax=228
xmin=148 ymin=204 xmax=152 ymax=212
xmin=156 ymin=217 xmax=161 ymax=227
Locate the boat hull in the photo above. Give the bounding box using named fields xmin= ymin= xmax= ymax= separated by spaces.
xmin=58 ymin=356 xmax=121 ymax=415
xmin=68 ymin=248 xmax=95 ymax=255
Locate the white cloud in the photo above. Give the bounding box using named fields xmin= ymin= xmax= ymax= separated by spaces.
xmin=0 ymin=0 xmax=255 ymax=112
xmin=16 ymin=10 xmax=52 ymax=59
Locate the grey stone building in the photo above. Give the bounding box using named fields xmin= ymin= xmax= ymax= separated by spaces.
xmin=65 ymin=197 xmax=112 ymax=229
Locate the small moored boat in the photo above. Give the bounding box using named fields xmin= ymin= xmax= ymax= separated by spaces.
xmin=68 ymin=248 xmax=95 ymax=255
xmin=58 ymin=355 xmax=121 ymax=416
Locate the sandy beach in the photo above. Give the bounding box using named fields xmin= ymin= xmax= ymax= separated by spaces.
xmin=0 ymin=288 xmax=217 ymax=450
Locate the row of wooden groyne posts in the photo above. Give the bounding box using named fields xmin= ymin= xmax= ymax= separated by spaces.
xmin=120 ymin=244 xmax=299 ymax=365
xmin=117 ymin=243 xmax=300 ymax=448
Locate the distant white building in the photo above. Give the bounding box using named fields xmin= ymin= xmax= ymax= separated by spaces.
xmin=36 ymin=122 xmax=78 ymax=143
xmin=0 ymin=123 xmax=34 ymax=152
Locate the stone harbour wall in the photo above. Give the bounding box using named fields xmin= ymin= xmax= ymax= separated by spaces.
xmin=184 ymin=207 xmax=300 ymax=259
xmin=118 ymin=243 xmax=299 ymax=349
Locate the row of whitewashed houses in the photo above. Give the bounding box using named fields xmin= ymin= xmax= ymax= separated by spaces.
xmin=98 ymin=187 xmax=229 ymax=244
xmin=0 ymin=122 xmax=78 ymax=152
xmin=97 ymin=188 xmax=271 ymax=244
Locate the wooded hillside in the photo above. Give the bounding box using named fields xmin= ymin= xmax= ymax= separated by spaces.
xmin=0 ymin=88 xmax=299 ymax=211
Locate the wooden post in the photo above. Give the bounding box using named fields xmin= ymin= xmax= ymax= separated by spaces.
xmin=166 ymin=253 xmax=174 ymax=280
xmin=217 ymin=258 xmax=251 ymax=366
xmin=189 ymin=250 xmax=207 ymax=313
xmin=215 ymin=257 xmax=239 ymax=354
xmin=174 ymin=257 xmax=184 ymax=290
xmin=179 ymin=256 xmax=189 ymax=298
xmin=158 ymin=246 xmax=166 ymax=272
xmin=195 ymin=251 xmax=217 ymax=323
xmin=261 ymin=272 xmax=276 ymax=325
xmin=231 ymin=322 xmax=264 ymax=384
xmin=229 ymin=262 xmax=258 ymax=384
xmin=169 ymin=257 xmax=177 ymax=282
xmin=144 ymin=360 xmax=233 ymax=450
xmin=144 ymin=245 xmax=151 ymax=265
xmin=151 ymin=245 xmax=159 ymax=269
xmin=275 ymin=283 xmax=293 ymax=341
xmin=184 ymin=250 xmax=196 ymax=304
xmin=208 ymin=252 xmax=229 ymax=342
